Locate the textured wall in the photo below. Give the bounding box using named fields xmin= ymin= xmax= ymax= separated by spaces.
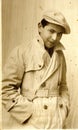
xmin=2 ymin=0 xmax=78 ymax=128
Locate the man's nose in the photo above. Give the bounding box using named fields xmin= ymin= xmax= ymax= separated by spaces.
xmin=51 ymin=32 xmax=57 ymax=40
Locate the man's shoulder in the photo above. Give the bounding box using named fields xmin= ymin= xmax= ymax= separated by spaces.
xmin=12 ymin=39 xmax=34 ymax=55
xmin=57 ymin=49 xmax=66 ymax=61
xmin=18 ymin=38 xmax=37 ymax=51
xmin=9 ymin=37 xmax=39 ymax=59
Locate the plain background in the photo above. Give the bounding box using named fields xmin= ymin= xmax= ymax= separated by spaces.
xmin=2 ymin=0 xmax=78 ymax=128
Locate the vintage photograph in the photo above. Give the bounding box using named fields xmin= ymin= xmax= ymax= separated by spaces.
xmin=2 ymin=0 xmax=78 ymax=129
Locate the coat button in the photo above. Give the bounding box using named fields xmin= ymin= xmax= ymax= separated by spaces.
xmin=12 ymin=99 xmax=15 ymax=103
xmin=44 ymin=105 xmax=48 ymax=109
xmin=59 ymin=104 xmax=63 ymax=108
xmin=41 ymin=82 xmax=46 ymax=87
xmin=37 ymin=39 xmax=39 ymax=42
xmin=38 ymin=64 xmax=42 ymax=68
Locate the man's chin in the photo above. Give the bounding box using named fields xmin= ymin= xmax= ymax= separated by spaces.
xmin=46 ymin=44 xmax=54 ymax=49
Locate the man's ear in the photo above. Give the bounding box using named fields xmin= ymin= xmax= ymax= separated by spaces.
xmin=38 ymin=23 xmax=43 ymax=34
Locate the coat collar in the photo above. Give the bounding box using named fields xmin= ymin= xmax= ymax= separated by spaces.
xmin=36 ymin=34 xmax=65 ymax=52
xmin=25 ymin=34 xmax=64 ymax=79
xmin=32 ymin=34 xmax=64 ymax=85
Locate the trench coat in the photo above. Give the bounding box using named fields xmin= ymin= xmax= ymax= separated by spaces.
xmin=2 ymin=35 xmax=70 ymax=129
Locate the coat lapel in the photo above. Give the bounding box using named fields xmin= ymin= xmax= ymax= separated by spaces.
xmin=40 ymin=51 xmax=60 ymax=85
xmin=31 ymin=36 xmax=64 ymax=89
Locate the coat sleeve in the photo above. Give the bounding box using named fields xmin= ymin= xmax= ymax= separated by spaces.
xmin=2 ymin=46 xmax=33 ymax=124
xmin=59 ymin=51 xmax=70 ymax=116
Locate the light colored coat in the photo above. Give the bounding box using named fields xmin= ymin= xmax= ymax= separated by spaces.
xmin=2 ymin=35 xmax=70 ymax=129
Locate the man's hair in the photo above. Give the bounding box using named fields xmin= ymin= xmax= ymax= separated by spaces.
xmin=40 ymin=18 xmax=65 ymax=33
xmin=41 ymin=19 xmax=49 ymax=27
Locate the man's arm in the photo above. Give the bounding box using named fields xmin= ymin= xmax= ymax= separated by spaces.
xmin=59 ymin=51 xmax=70 ymax=116
xmin=2 ymin=46 xmax=33 ymax=124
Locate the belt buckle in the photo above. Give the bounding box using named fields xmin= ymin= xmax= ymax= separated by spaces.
xmin=43 ymin=89 xmax=49 ymax=97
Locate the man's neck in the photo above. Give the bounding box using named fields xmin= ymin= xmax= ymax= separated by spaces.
xmin=44 ymin=46 xmax=54 ymax=57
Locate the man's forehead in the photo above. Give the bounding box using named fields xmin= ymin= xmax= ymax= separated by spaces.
xmin=46 ymin=23 xmax=65 ymax=33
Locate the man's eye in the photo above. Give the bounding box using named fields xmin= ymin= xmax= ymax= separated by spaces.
xmin=49 ymin=30 xmax=55 ymax=33
xmin=58 ymin=32 xmax=62 ymax=35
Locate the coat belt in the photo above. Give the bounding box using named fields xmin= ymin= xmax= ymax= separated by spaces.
xmin=22 ymin=88 xmax=59 ymax=101
xmin=36 ymin=89 xmax=59 ymax=98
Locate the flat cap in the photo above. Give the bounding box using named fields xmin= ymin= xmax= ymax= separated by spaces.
xmin=42 ymin=10 xmax=70 ymax=34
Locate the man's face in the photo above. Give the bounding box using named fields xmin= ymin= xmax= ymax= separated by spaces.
xmin=39 ymin=23 xmax=64 ymax=48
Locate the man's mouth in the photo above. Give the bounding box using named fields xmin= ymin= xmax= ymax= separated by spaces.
xmin=48 ymin=41 xmax=55 ymax=45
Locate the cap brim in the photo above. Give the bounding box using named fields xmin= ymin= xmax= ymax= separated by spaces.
xmin=43 ymin=17 xmax=70 ymax=34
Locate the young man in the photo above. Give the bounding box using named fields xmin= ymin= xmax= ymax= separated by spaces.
xmin=2 ymin=10 xmax=70 ymax=129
